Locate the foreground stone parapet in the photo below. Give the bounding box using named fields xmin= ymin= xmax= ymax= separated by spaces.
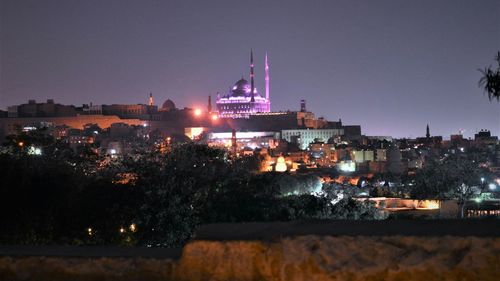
xmin=0 ymin=257 xmax=175 ymax=281
xmin=2 ymin=236 xmax=498 ymax=281
xmin=1 ymin=220 xmax=499 ymax=280
xmin=176 ymin=236 xmax=500 ymax=281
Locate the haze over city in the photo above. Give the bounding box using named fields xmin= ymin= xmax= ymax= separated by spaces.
xmin=1 ymin=0 xmax=499 ymax=138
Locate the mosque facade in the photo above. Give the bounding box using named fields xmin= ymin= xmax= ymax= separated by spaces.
xmin=216 ymin=51 xmax=271 ymax=118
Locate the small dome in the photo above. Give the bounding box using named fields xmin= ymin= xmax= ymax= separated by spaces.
xmin=235 ymin=78 xmax=250 ymax=88
xmin=161 ymin=99 xmax=176 ymax=111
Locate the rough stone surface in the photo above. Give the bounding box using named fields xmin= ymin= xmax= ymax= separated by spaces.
xmin=1 ymin=236 xmax=499 ymax=281
xmin=175 ymin=236 xmax=500 ymax=281
xmin=0 ymin=257 xmax=175 ymax=281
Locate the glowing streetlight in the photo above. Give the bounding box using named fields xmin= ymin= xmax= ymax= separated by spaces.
xmin=211 ymin=115 xmax=218 ymax=121
xmin=129 ymin=223 xmax=137 ymax=232
xmin=119 ymin=227 xmax=125 ymax=233
xmin=194 ymin=108 xmax=202 ymax=117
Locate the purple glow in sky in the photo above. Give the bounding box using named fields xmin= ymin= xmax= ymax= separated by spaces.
xmin=1 ymin=0 xmax=499 ymax=138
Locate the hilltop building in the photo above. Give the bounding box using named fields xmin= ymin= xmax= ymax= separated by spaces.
xmin=7 ymin=99 xmax=76 ymax=118
xmin=216 ymin=50 xmax=271 ymax=118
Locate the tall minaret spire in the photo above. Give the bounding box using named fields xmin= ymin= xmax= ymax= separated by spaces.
xmin=265 ymin=52 xmax=270 ymax=103
xmin=250 ymin=49 xmax=255 ymax=102
xmin=426 ymin=124 xmax=430 ymax=138
xmin=148 ymin=92 xmax=154 ymax=106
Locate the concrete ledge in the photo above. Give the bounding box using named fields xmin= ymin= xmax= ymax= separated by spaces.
xmin=0 ymin=246 xmax=182 ymax=259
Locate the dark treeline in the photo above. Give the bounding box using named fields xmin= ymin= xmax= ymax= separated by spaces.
xmin=0 ymin=133 xmax=382 ymax=247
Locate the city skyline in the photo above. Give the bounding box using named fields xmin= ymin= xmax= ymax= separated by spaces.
xmin=1 ymin=0 xmax=499 ymax=138
xmin=1 ymin=1 xmax=500 ymax=277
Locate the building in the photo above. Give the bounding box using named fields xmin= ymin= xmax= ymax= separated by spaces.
xmin=375 ymin=149 xmax=387 ymax=161
xmin=415 ymin=124 xmax=443 ymax=147
xmin=352 ymin=150 xmax=375 ymax=163
xmin=386 ymin=146 xmax=403 ymax=174
xmin=281 ymin=128 xmax=344 ymax=150
xmin=309 ymin=142 xmax=337 ymax=166
xmin=0 ymin=115 xmax=145 ymax=138
xmin=102 ymin=104 xmax=157 ymax=120
xmin=208 ymin=131 xmax=279 ymax=149
xmin=474 ymin=129 xmax=498 ymax=146
xmin=216 ymin=51 xmax=271 ymax=118
xmin=8 ymin=99 xmax=77 ymax=118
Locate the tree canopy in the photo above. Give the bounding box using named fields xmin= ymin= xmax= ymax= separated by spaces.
xmin=479 ymin=51 xmax=500 ymax=102
xmin=411 ymin=155 xmax=487 ymax=218
xmin=0 ymin=138 xmax=386 ymax=247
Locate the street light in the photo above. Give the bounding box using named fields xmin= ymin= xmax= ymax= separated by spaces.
xmin=129 ymin=223 xmax=137 ymax=232
xmin=194 ymin=108 xmax=202 ymax=117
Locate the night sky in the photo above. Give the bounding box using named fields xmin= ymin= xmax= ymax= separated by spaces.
xmin=1 ymin=0 xmax=499 ymax=138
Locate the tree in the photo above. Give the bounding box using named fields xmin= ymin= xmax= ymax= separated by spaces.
xmin=136 ymin=143 xmax=229 ymax=247
xmin=329 ymin=198 xmax=387 ymax=220
xmin=478 ymin=51 xmax=500 ymax=101
xmin=411 ymin=155 xmax=484 ymax=218
xmin=0 ymin=153 xmax=84 ymax=244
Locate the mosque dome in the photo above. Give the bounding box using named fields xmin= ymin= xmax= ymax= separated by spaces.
xmin=161 ymin=99 xmax=176 ymax=111
xmin=230 ymin=78 xmax=252 ymax=97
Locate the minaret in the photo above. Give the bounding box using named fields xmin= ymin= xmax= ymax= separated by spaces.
xmin=207 ymin=95 xmax=212 ymax=113
xmin=426 ymin=124 xmax=430 ymax=138
xmin=231 ymin=129 xmax=237 ymax=155
xmin=250 ymin=49 xmax=255 ymax=102
xmin=265 ymin=52 xmax=270 ymax=108
xmin=300 ymin=99 xmax=307 ymax=112
xmin=148 ymin=92 xmax=154 ymax=106
xmin=148 ymin=93 xmax=154 ymax=121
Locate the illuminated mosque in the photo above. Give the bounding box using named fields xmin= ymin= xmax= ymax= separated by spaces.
xmin=216 ymin=50 xmax=271 ymax=118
